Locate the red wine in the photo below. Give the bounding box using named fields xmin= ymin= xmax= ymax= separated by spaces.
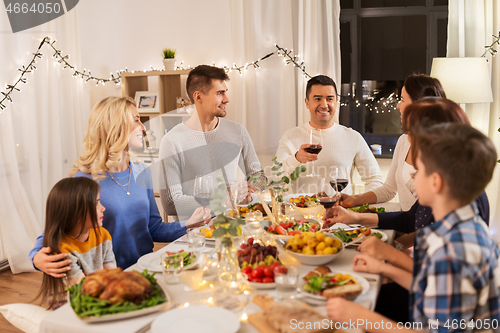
xmin=330 ymin=179 xmax=349 ymax=192
xmin=305 ymin=144 xmax=322 ymax=154
xmin=319 ymin=197 xmax=337 ymax=208
xmin=194 ymin=193 xmax=212 ymax=207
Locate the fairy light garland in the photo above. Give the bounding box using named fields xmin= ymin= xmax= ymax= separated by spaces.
xmin=482 ymin=31 xmax=500 ymax=58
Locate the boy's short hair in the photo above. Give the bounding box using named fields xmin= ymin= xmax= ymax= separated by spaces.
xmin=186 ymin=65 xmax=230 ymax=103
xmin=414 ymin=123 xmax=497 ymax=204
xmin=306 ymin=75 xmax=338 ymax=100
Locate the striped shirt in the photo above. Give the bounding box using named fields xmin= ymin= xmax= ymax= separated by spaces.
xmin=410 ymin=203 xmax=500 ymax=332
xmin=60 ymin=227 xmax=116 ymax=280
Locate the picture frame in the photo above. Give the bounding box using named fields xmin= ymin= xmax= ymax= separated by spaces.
xmin=134 ymin=91 xmax=159 ymax=113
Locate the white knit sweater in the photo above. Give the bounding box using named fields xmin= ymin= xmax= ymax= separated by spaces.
xmin=276 ymin=122 xmax=384 ymax=195
xmin=371 ymin=134 xmax=417 ymax=211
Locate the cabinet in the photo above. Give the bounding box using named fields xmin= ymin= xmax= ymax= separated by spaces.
xmin=121 ymin=70 xmax=192 ymax=157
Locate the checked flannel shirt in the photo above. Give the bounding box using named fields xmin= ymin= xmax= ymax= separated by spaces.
xmin=410 ymin=202 xmax=500 ymax=333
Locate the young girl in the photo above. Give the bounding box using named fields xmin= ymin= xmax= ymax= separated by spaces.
xmin=36 ymin=177 xmax=116 ymax=309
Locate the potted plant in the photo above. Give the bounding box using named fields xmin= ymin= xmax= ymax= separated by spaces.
xmin=162 ymin=48 xmax=176 ymax=70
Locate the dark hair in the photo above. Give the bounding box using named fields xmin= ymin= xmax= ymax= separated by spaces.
xmin=404 ymin=74 xmax=446 ymax=102
xmin=35 ymin=177 xmax=100 ymax=309
xmin=414 ymin=123 xmax=497 ymax=204
xmin=306 ymin=75 xmax=338 ymax=100
xmin=186 ymin=65 xmax=230 ymax=103
xmin=402 ymin=97 xmax=470 ymax=135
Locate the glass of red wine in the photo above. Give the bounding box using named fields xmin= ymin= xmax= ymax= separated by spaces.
xmin=330 ymin=166 xmax=349 ymax=193
xmin=304 ymin=128 xmax=323 ymax=177
xmin=317 ymin=178 xmax=339 ymax=209
xmin=193 ymin=175 xmax=214 ymax=209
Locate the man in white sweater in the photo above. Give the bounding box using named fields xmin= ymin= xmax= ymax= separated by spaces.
xmin=276 ymin=75 xmax=383 ymax=195
xmin=159 ymin=65 xmax=266 ymax=220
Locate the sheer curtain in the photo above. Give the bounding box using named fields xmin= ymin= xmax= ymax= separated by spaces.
xmin=0 ymin=10 xmax=90 ymax=273
xmin=228 ymin=0 xmax=341 ymax=157
xmin=447 ymin=0 xmax=500 ymax=238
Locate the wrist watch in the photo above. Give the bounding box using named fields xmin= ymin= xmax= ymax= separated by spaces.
xmin=394 ymin=241 xmax=403 ymax=251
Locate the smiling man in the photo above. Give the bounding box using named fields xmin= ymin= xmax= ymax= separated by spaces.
xmin=159 ymin=65 xmax=266 ymax=220
xmin=276 ymin=75 xmax=383 ymax=195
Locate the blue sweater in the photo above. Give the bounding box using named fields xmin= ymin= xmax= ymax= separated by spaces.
xmin=29 ymin=163 xmax=187 ymax=269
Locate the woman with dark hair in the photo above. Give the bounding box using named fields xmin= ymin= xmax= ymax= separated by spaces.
xmin=340 ymin=74 xmax=446 ymax=211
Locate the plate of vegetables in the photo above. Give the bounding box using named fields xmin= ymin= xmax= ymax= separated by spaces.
xmin=263 ymin=218 xmax=321 ymax=239
xmin=67 ymin=269 xmax=170 ymax=322
xmin=333 ymin=228 xmax=387 ymax=245
xmin=299 ymin=270 xmax=369 ymax=303
xmin=138 ymin=250 xmax=198 ymax=272
xmin=348 ymin=204 xmax=385 ymax=213
xmin=237 ymin=202 xmax=268 ymax=217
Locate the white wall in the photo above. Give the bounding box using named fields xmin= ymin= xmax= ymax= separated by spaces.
xmin=74 ymin=0 xmax=233 ymax=108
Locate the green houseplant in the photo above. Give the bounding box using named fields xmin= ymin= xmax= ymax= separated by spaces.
xmin=162 ymin=48 xmax=176 ymax=70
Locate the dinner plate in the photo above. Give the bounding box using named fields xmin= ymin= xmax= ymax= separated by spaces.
xmin=151 ymin=305 xmax=240 ymax=333
xmin=68 ymin=274 xmax=171 ymax=322
xmin=298 ymin=271 xmax=370 ymax=303
xmin=137 ymin=251 xmax=199 ymax=272
xmin=344 ymin=230 xmax=388 ymax=246
xmin=282 ymin=193 xmax=315 ymax=204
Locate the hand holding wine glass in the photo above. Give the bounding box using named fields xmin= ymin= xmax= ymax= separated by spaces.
xmin=304 ymin=128 xmax=323 ymax=177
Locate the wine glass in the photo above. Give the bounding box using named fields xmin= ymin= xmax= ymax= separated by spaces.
xmin=193 ymin=175 xmax=214 ymax=209
xmin=317 ymin=178 xmax=339 ymax=209
xmin=228 ymin=181 xmax=251 ymax=214
xmin=304 ymin=128 xmax=323 ymax=177
xmin=330 ymin=166 xmax=349 ymax=193
xmin=161 ymin=253 xmax=184 ymax=284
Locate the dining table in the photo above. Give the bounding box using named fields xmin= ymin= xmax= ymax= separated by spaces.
xmin=39 ymin=203 xmax=399 ymax=333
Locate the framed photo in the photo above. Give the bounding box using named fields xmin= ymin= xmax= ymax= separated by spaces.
xmin=134 ymin=91 xmax=159 ymax=113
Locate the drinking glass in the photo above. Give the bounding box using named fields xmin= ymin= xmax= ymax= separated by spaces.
xmin=318 ymin=178 xmax=339 ymax=209
xmin=330 ymin=166 xmax=349 ymax=193
xmin=228 ymin=181 xmax=251 ymax=213
xmin=193 ymin=175 xmax=214 ymax=209
xmin=187 ymin=229 xmax=206 ymax=251
xmin=274 ymin=266 xmax=299 ymax=300
xmin=304 ymin=128 xmax=323 ymax=177
xmin=161 ymin=253 xmax=184 ymax=284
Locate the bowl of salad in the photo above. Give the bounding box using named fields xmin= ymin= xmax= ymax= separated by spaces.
xmin=262 ymin=218 xmax=321 ymax=240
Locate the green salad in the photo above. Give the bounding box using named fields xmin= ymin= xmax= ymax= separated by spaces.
xmin=67 ymin=270 xmax=165 ymax=318
xmin=348 ymin=204 xmax=385 ymax=213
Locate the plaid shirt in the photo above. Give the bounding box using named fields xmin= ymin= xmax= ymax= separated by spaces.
xmin=410 ymin=203 xmax=500 ymax=333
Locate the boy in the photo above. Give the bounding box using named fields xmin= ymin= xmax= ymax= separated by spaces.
xmin=327 ymin=123 xmax=500 ymax=332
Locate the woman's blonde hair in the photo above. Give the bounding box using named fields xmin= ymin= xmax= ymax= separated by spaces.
xmin=70 ymin=96 xmax=136 ymax=180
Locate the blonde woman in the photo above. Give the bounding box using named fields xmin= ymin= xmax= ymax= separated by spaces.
xmin=30 ymin=97 xmax=210 ymax=274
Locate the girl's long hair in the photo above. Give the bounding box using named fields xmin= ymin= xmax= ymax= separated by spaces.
xmin=69 ymin=96 xmax=136 ymax=181
xmin=35 ymin=177 xmax=100 ymax=309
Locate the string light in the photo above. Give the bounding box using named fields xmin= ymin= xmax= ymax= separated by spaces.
xmin=482 ymin=31 xmax=500 ymax=58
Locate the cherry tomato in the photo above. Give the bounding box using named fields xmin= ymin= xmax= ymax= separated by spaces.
xmin=362 ymin=229 xmax=371 ymax=236
xmin=263 ymin=266 xmax=273 ymax=278
xmin=269 ymin=262 xmax=281 ymax=272
xmin=242 ymin=266 xmax=252 ymax=276
xmin=288 ymin=230 xmax=302 ymax=236
xmin=267 ymin=225 xmax=276 ymax=233
xmin=274 ymin=266 xmax=288 ymax=274
xmin=251 ymin=267 xmax=265 ymax=279
xmin=250 ymin=277 xmax=263 ymax=283
xmin=310 ymin=224 xmax=319 ymax=230
xmin=297 ymin=219 xmax=307 ymax=224
xmin=262 ymin=277 xmax=274 ymax=283
xmin=276 ymin=225 xmax=287 ymax=235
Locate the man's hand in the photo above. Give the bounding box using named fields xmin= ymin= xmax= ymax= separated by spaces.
xmin=322 ymin=206 xmax=360 ymax=227
xmin=33 ymin=247 xmax=71 ymax=278
xmin=186 ymin=207 xmax=212 ymax=229
xmin=295 ymin=144 xmax=319 ymax=164
xmin=353 ymin=253 xmax=386 ymax=275
xmin=356 ymin=236 xmax=395 ymax=261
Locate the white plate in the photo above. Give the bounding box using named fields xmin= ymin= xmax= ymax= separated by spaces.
xmin=151 ymin=305 xmax=240 ymax=333
xmin=247 ymin=281 xmax=276 ymax=289
xmin=137 ymin=251 xmax=198 ymax=272
xmin=298 ymin=271 xmax=370 ymax=303
xmin=69 ymin=274 xmax=171 ymax=322
xmin=344 ymin=230 xmax=388 ymax=246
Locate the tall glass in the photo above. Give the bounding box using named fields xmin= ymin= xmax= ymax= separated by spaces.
xmin=274 ymin=266 xmax=299 ymax=300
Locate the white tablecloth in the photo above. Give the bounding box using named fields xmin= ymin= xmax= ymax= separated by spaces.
xmin=39 ymin=228 xmax=395 ymax=333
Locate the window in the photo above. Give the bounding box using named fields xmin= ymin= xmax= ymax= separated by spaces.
xmin=339 ymin=0 xmax=448 ymax=157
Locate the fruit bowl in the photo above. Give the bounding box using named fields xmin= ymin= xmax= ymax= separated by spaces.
xmin=275 ymin=233 xmax=345 ymax=266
